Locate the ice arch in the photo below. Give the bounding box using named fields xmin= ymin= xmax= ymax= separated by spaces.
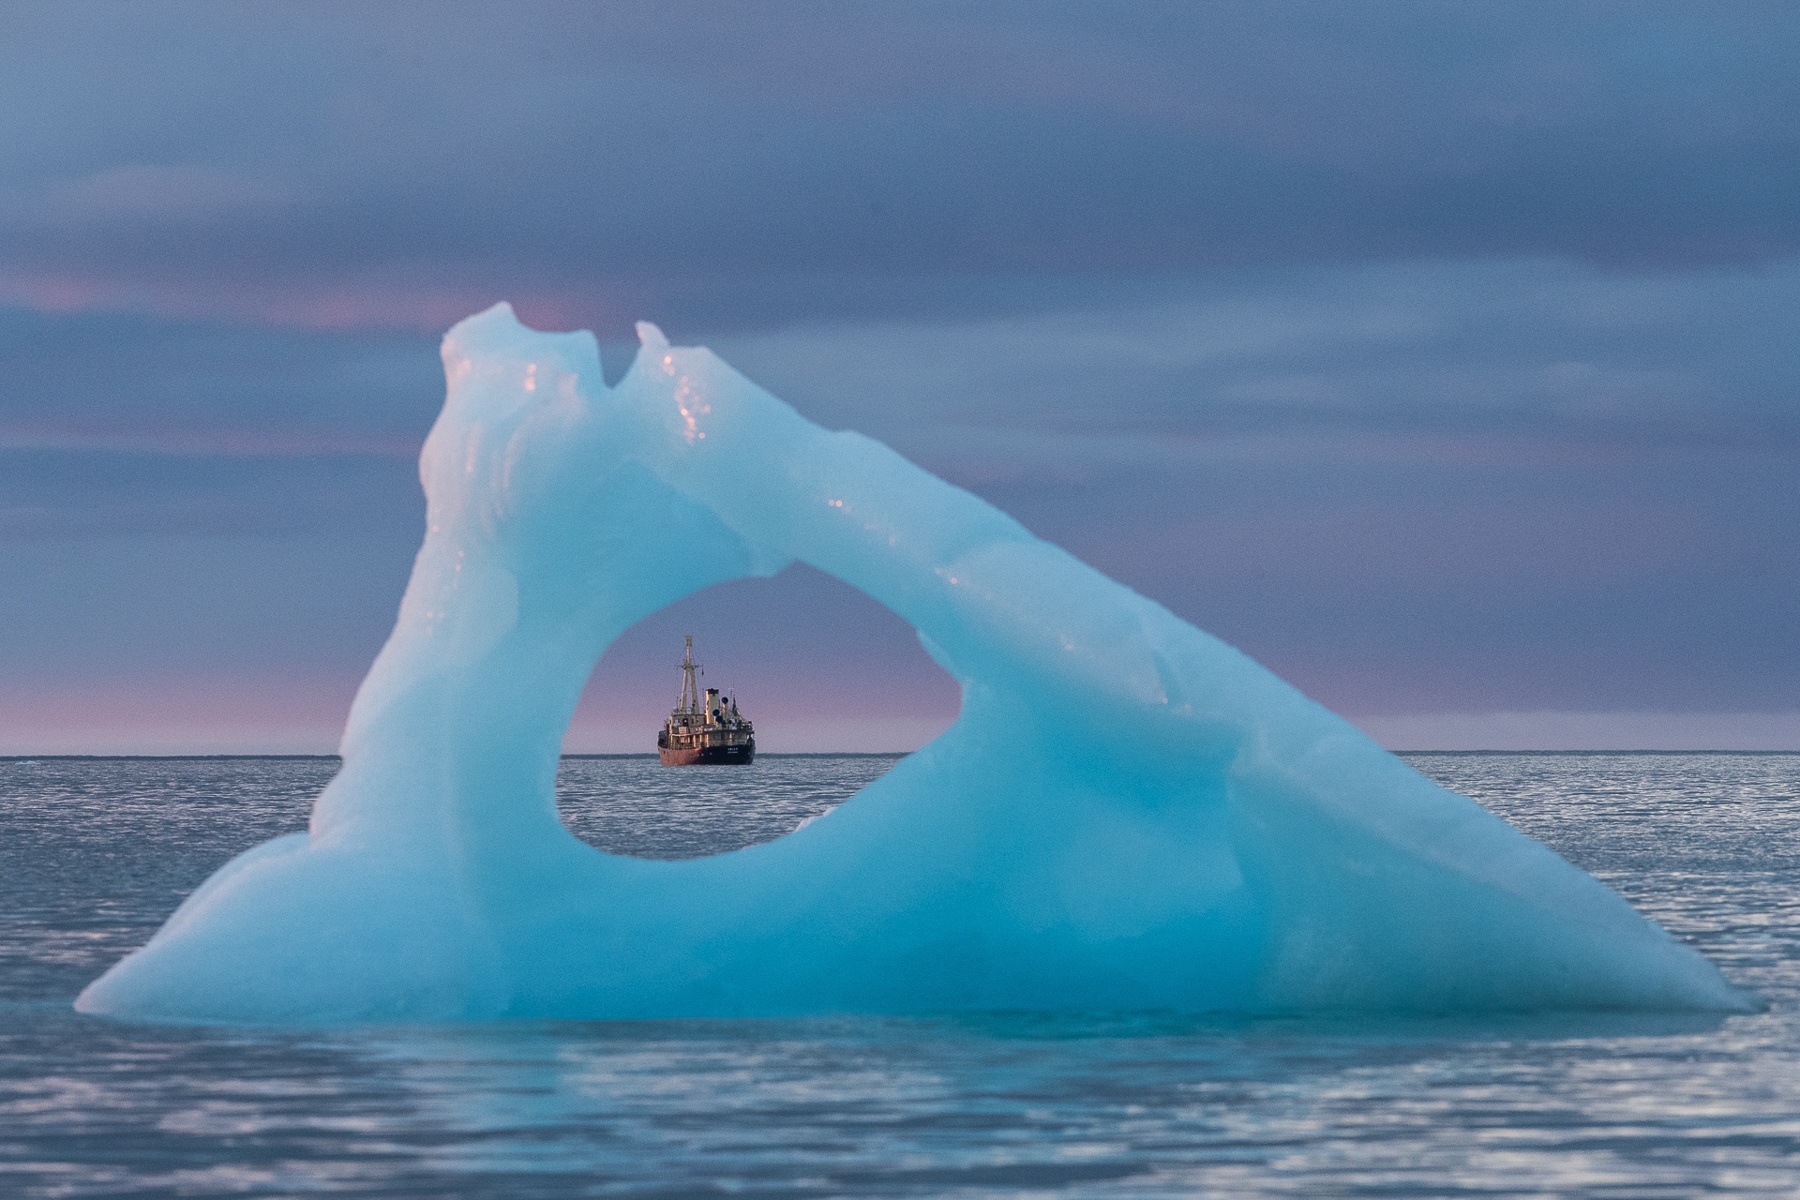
xmin=80 ymin=304 xmax=1747 ymax=1023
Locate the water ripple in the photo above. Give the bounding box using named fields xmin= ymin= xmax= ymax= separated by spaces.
xmin=0 ymin=753 xmax=1796 ymax=1197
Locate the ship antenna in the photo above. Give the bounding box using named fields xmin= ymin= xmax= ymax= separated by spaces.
xmin=680 ymin=634 xmax=701 ymax=714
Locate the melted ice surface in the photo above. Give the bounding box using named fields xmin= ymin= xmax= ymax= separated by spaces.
xmin=78 ymin=305 xmax=1748 ymax=1023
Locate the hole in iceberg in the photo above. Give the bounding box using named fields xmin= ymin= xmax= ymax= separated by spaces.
xmin=556 ymin=564 xmax=961 ymax=859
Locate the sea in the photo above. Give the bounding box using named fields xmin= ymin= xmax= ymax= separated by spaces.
xmin=2 ymin=752 xmax=1797 ymax=1198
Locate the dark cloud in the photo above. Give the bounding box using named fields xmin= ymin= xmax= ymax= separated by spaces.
xmin=714 ymin=259 xmax=1800 ymax=454
xmin=2 ymin=2 xmax=1797 ymax=334
xmin=0 ymin=529 xmax=413 ymax=679
xmin=0 ymin=446 xmax=421 ymax=539
xmin=0 ymin=308 xmax=441 ymax=446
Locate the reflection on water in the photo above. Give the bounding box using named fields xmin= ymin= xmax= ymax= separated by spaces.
xmin=1 ymin=753 xmax=1797 ymax=1197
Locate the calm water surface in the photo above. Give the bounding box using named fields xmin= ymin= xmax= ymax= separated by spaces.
xmin=2 ymin=752 xmax=1797 ymax=1197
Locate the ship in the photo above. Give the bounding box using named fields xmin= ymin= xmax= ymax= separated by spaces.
xmin=657 ymin=635 xmax=756 ymax=765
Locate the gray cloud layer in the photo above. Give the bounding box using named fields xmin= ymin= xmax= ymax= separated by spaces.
xmin=2 ymin=1 xmax=1796 ymax=742
xmin=4 ymin=2 xmax=1798 ymax=332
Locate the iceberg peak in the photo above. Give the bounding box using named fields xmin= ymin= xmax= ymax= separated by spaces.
xmin=635 ymin=319 xmax=670 ymax=355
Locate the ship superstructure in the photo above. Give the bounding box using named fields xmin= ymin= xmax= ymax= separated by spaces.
xmin=657 ymin=635 xmax=755 ymax=765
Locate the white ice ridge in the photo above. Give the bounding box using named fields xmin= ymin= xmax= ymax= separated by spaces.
xmin=80 ymin=304 xmax=1749 ymax=1023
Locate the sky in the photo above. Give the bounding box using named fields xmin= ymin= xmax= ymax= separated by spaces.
xmin=2 ymin=0 xmax=1797 ymax=753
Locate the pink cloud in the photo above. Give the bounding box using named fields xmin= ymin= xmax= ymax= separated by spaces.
xmin=0 ymin=269 xmax=604 ymax=336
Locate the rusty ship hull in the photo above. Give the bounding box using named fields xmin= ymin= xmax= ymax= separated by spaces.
xmin=657 ymin=738 xmax=756 ymax=766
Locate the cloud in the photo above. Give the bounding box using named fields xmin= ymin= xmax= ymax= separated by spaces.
xmin=0 ymin=305 xmax=443 ymax=445
xmin=1 ymin=3 xmax=1796 ymax=335
xmin=30 ymin=165 xmax=295 ymax=224
xmin=712 ymin=256 xmax=1800 ymax=458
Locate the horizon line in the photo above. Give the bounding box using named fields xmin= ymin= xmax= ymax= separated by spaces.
xmin=5 ymin=749 xmax=1798 ymax=762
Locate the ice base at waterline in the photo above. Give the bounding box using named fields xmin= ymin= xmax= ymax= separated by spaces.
xmin=79 ymin=305 xmax=1751 ymax=1023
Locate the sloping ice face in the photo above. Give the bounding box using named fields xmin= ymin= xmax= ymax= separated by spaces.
xmin=78 ymin=304 xmax=1751 ymax=1023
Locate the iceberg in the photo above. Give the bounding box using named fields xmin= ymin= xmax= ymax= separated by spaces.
xmin=79 ymin=304 xmax=1749 ymax=1023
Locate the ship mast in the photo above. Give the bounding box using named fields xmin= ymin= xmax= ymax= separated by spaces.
xmin=678 ymin=634 xmax=702 ymax=715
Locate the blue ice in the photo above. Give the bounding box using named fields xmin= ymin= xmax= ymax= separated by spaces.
xmin=79 ymin=305 xmax=1750 ymax=1023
